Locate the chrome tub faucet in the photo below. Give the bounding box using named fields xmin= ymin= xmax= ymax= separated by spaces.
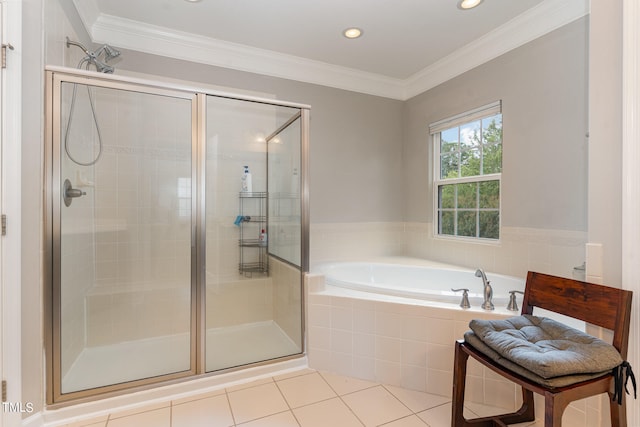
xmin=475 ymin=268 xmax=494 ymax=310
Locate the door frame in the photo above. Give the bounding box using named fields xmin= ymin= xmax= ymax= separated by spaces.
xmin=1 ymin=0 xmax=24 ymax=424
xmin=45 ymin=67 xmax=311 ymax=405
xmin=47 ymin=71 xmax=200 ymax=404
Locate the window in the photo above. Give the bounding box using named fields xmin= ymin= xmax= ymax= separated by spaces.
xmin=431 ymin=101 xmax=502 ymax=240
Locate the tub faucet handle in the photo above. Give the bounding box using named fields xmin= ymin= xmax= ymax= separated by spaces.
xmin=451 ymin=288 xmax=470 ymax=309
xmin=507 ymin=290 xmax=525 ymax=311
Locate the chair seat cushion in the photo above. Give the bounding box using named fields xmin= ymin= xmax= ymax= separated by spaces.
xmin=464 ymin=332 xmax=612 ymax=388
xmin=467 ymin=315 xmax=622 ymax=381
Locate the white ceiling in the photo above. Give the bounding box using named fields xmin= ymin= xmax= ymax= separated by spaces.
xmin=71 ymin=0 xmax=589 ymax=100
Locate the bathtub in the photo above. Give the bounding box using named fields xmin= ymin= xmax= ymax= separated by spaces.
xmin=315 ymin=259 xmax=525 ymax=309
xmin=306 ymin=257 xmax=526 ymax=405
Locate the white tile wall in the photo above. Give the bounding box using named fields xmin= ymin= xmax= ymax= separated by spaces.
xmin=404 ymin=222 xmax=587 ymax=279
xmin=60 ymin=91 xmax=99 ymax=375
xmin=311 ymin=221 xmax=586 ymax=280
xmin=310 ymin=222 xmax=406 ymax=267
xmin=93 ymin=89 xmax=193 ymax=290
xmin=206 ymin=277 xmax=274 ymax=329
xmin=306 ymin=288 xmax=518 ymax=409
xmin=271 ymin=257 xmax=304 ymax=348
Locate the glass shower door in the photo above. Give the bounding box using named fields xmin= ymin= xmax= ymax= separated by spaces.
xmin=48 ymin=68 xmax=309 ymax=403
xmin=204 ymin=96 xmax=304 ymax=372
xmin=267 ymin=112 xmax=302 ymax=266
xmin=54 ymin=77 xmax=196 ymax=397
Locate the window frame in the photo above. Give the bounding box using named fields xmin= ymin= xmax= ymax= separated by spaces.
xmin=431 ymin=101 xmax=502 ymax=242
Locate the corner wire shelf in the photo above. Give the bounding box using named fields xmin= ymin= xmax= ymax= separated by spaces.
xmin=238 ymin=191 xmax=268 ymax=277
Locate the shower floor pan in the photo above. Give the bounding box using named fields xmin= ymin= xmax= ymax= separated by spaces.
xmin=61 ymin=320 xmax=300 ymax=394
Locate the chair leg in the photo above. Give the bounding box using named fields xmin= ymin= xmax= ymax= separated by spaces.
xmin=451 ymin=341 xmax=469 ymax=427
xmin=609 ymin=392 xmax=627 ymax=427
xmin=544 ymin=392 xmax=564 ymax=427
xmin=452 ymin=342 xmax=536 ymax=427
xmin=496 ymin=387 xmax=535 ymax=425
xmin=452 ymin=342 xmax=495 ymax=427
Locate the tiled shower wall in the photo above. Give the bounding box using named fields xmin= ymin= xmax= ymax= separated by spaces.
xmin=78 ymin=90 xmax=303 ymax=350
xmin=271 ymin=257 xmax=304 ymax=349
xmin=59 ymin=83 xmax=97 ymax=375
xmin=92 ymin=89 xmax=193 ymax=290
xmin=204 ymin=96 xmax=270 ymax=285
xmin=86 ymin=256 xmax=303 ymax=348
xmin=63 ymin=86 xmax=194 ymax=358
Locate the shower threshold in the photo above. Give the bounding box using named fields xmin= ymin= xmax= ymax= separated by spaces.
xmin=61 ymin=320 xmax=300 ymax=394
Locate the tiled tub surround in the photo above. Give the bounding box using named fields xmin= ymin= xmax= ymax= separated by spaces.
xmin=307 ymin=273 xmax=518 ymax=405
xmin=306 ymin=272 xmax=604 ymax=427
xmin=310 ymin=222 xmax=587 ymax=280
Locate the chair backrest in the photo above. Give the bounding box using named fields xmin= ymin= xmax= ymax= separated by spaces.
xmin=521 ymin=271 xmax=633 ymax=358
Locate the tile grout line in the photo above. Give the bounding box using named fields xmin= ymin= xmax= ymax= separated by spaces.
xmin=380 ymin=383 xmax=419 ymax=414
xmin=377 ymin=413 xmax=430 ymax=427
xmin=317 ymin=370 xmax=380 ymax=398
xmin=316 ymin=371 xmax=367 ymax=426
xmin=336 ymin=391 xmax=367 ymax=426
xmin=223 ymin=388 xmax=238 ymax=427
xmin=272 ymin=374 xmax=302 ymax=427
xmin=233 ymin=411 xmax=295 ymax=427
xmin=317 ymin=370 xmax=450 ymax=427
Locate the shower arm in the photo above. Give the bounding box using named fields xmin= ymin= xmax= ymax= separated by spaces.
xmin=65 ymin=37 xmax=90 ymax=56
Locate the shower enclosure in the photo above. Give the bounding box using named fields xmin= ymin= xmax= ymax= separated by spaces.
xmin=44 ymin=67 xmax=309 ymax=403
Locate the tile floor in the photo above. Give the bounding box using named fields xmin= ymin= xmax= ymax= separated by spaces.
xmin=62 ymin=369 xmax=544 ymax=427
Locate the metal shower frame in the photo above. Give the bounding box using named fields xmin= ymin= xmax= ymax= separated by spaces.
xmin=44 ymin=66 xmax=310 ymax=405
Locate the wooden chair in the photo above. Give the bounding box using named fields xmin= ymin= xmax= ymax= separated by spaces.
xmin=451 ymin=271 xmax=633 ymax=427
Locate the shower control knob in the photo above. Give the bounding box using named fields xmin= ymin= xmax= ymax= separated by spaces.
xmin=66 ymin=188 xmax=85 ymax=198
xmin=63 ymin=179 xmax=86 ymax=207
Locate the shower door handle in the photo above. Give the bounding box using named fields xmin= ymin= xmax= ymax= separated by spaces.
xmin=63 ymin=179 xmax=86 ymax=207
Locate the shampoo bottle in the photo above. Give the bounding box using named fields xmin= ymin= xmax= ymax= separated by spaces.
xmin=241 ymin=166 xmax=252 ymax=193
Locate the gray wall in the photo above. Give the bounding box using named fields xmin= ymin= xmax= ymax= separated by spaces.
xmin=117 ymin=52 xmax=406 ymax=224
xmin=22 ymin=0 xmax=45 ymax=415
xmin=403 ymin=18 xmax=589 ymax=232
xmin=589 ymin=1 xmax=622 ymax=286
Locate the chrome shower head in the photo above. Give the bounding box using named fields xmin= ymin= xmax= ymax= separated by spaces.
xmin=95 ymin=44 xmax=121 ymax=62
xmin=93 ymin=59 xmax=114 ymax=74
xmin=66 ymin=37 xmax=121 ymax=74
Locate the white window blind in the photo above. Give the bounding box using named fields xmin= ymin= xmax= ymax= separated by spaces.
xmin=429 ymin=101 xmax=501 ymax=135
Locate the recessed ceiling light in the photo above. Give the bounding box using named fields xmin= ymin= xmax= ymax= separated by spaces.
xmin=184 ymin=0 xmax=202 ymax=2
xmin=458 ymin=0 xmax=483 ymax=10
xmin=343 ymin=28 xmax=363 ymax=39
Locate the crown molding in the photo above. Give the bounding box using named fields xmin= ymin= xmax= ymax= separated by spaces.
xmin=403 ymin=0 xmax=589 ymax=99
xmin=89 ymin=13 xmax=407 ymax=99
xmin=73 ymin=0 xmax=588 ymax=101
xmin=72 ymin=0 xmax=101 ymax=35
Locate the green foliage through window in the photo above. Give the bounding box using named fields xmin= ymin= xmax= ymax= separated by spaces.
xmin=435 ymin=112 xmax=502 ymax=240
